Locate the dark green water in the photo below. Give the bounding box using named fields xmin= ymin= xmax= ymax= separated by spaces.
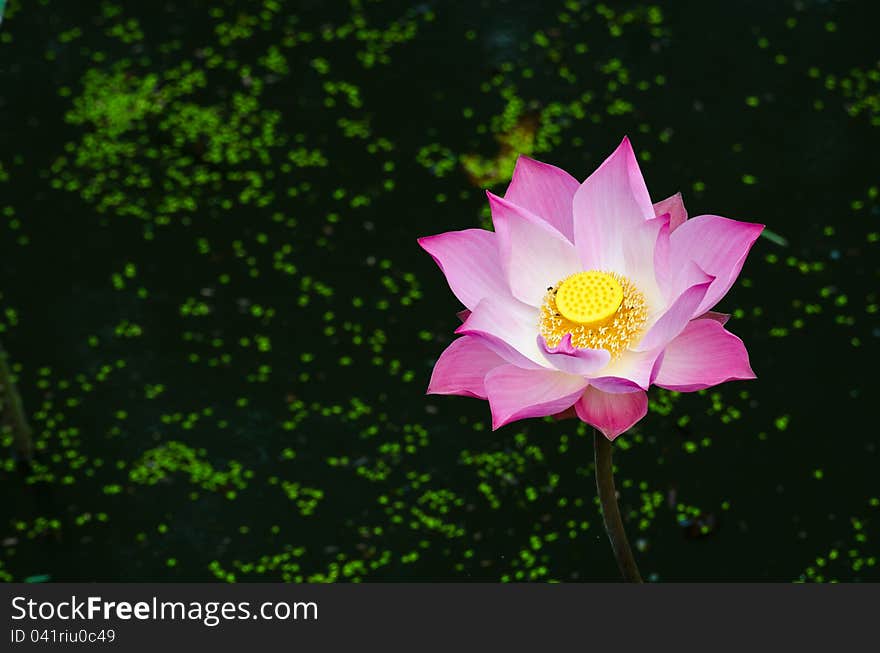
xmin=0 ymin=0 xmax=877 ymax=581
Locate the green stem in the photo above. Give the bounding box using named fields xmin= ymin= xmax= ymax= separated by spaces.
xmin=594 ymin=430 xmax=642 ymax=582
xmin=0 ymin=342 xmax=33 ymax=461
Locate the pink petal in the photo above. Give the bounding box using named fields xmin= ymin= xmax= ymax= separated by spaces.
xmin=485 ymin=365 xmax=588 ymax=430
xmin=488 ymin=192 xmax=581 ymax=307
xmin=574 ymin=386 xmax=648 ymax=440
xmin=655 ymin=318 xmax=756 ymax=392
xmin=634 ymin=262 xmax=713 ymax=352
xmin=697 ymin=311 xmax=730 ymax=325
xmin=572 ymin=137 xmax=655 ymax=272
xmin=553 ymin=407 xmax=578 ymax=421
xmin=456 ymin=309 xmax=471 ymax=323
xmin=418 ymin=229 xmax=509 ymax=311
xmin=456 ymin=296 xmax=547 ymax=370
xmin=653 ymin=192 xmax=688 ymax=231
xmin=538 ymin=333 xmax=611 ymax=376
xmin=622 ymin=213 xmax=670 ymax=308
xmin=505 ymin=155 xmax=579 ymax=242
xmin=427 ymin=335 xmax=508 ymax=399
xmin=589 ymin=349 xmax=664 ymax=392
xmin=668 ymin=215 xmax=764 ymax=316
xmin=652 ymin=213 xmax=673 ymax=294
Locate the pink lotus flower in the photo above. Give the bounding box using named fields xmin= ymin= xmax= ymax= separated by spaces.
xmin=419 ymin=138 xmax=763 ymax=440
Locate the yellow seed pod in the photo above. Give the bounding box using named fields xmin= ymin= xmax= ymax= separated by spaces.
xmin=554 ymin=271 xmax=623 ymax=328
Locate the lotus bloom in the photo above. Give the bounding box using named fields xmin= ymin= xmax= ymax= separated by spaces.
xmin=420 ymin=138 xmax=762 ymax=439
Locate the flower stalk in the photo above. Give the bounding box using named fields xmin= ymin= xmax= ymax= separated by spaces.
xmin=593 ymin=430 xmax=642 ymax=582
xmin=0 ymin=341 xmax=33 ymax=462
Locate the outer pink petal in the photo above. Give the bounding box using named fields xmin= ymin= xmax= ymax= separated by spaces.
xmin=634 ymin=262 xmax=713 ymax=352
xmin=484 ymin=365 xmax=588 ymax=430
xmin=668 ymin=215 xmax=764 ymax=316
xmin=456 ymin=297 xmax=547 ymax=369
xmin=574 ymin=386 xmax=648 ymax=440
xmin=572 ymin=137 xmax=655 ymax=272
xmin=653 ymin=192 xmax=688 ymax=231
xmin=505 ymin=155 xmax=579 ymax=242
xmin=418 ymin=229 xmax=509 ymax=311
xmin=488 ymin=192 xmax=581 ymax=307
xmin=654 ymin=318 xmax=756 ymax=392
xmin=589 ymin=349 xmax=664 ymax=393
xmin=538 ymin=333 xmax=610 ymax=376
xmin=427 ymin=335 xmax=508 ymax=399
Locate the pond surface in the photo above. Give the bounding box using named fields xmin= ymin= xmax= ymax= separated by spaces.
xmin=0 ymin=0 xmax=877 ymax=581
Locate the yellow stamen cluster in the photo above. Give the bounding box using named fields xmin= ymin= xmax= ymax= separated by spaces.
xmin=539 ymin=270 xmax=648 ymax=359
